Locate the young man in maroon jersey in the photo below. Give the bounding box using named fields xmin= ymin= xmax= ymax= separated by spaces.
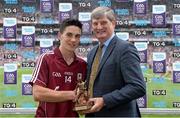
xmin=29 ymin=19 xmax=86 ymax=117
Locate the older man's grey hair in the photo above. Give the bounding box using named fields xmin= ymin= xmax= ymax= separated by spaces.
xmin=91 ymin=7 xmax=116 ymax=22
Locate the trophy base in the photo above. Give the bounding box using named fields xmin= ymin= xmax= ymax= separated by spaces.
xmin=73 ymin=105 xmax=91 ymax=111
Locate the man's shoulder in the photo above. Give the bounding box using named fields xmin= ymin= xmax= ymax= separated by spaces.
xmin=115 ymin=35 xmax=129 ymax=45
xmin=39 ymin=50 xmax=55 ymax=60
xmin=114 ymin=36 xmax=136 ymax=52
xmin=115 ymin=37 xmax=129 ymax=47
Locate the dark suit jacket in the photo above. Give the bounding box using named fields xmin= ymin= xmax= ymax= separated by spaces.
xmin=86 ymin=36 xmax=146 ymax=117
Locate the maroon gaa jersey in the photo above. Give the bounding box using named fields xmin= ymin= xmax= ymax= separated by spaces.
xmin=29 ymin=47 xmax=87 ymax=117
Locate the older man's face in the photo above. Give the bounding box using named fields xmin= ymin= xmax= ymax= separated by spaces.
xmin=92 ymin=16 xmax=115 ymax=42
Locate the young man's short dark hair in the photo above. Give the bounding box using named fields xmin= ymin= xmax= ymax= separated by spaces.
xmin=60 ymin=19 xmax=83 ymax=33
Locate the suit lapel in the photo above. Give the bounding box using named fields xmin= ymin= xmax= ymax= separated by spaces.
xmin=97 ymin=37 xmax=117 ymax=75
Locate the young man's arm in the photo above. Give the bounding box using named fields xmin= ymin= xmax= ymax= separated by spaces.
xmin=33 ymin=84 xmax=76 ymax=102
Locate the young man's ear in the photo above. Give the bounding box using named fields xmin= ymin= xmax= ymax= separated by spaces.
xmin=58 ymin=32 xmax=61 ymax=41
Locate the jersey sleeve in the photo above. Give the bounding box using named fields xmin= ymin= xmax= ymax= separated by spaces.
xmin=29 ymin=53 xmax=49 ymax=87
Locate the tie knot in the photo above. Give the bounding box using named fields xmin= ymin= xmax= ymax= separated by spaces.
xmin=99 ymin=43 xmax=104 ymax=49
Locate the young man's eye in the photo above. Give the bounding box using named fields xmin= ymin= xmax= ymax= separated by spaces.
xmin=66 ymin=33 xmax=72 ymax=37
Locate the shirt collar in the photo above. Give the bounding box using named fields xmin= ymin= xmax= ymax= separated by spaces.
xmin=101 ymin=33 xmax=115 ymax=47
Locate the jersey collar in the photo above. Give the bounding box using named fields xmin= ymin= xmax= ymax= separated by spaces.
xmin=54 ymin=47 xmax=79 ymax=62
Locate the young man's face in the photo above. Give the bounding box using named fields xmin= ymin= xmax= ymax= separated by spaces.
xmin=59 ymin=26 xmax=81 ymax=51
xmin=92 ymin=16 xmax=115 ymax=42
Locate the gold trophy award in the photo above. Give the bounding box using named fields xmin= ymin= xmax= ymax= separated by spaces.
xmin=73 ymin=73 xmax=93 ymax=111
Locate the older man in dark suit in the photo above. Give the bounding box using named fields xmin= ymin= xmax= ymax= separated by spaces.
xmin=85 ymin=7 xmax=146 ymax=117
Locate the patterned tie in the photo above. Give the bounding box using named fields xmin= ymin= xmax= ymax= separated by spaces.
xmin=88 ymin=43 xmax=103 ymax=98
